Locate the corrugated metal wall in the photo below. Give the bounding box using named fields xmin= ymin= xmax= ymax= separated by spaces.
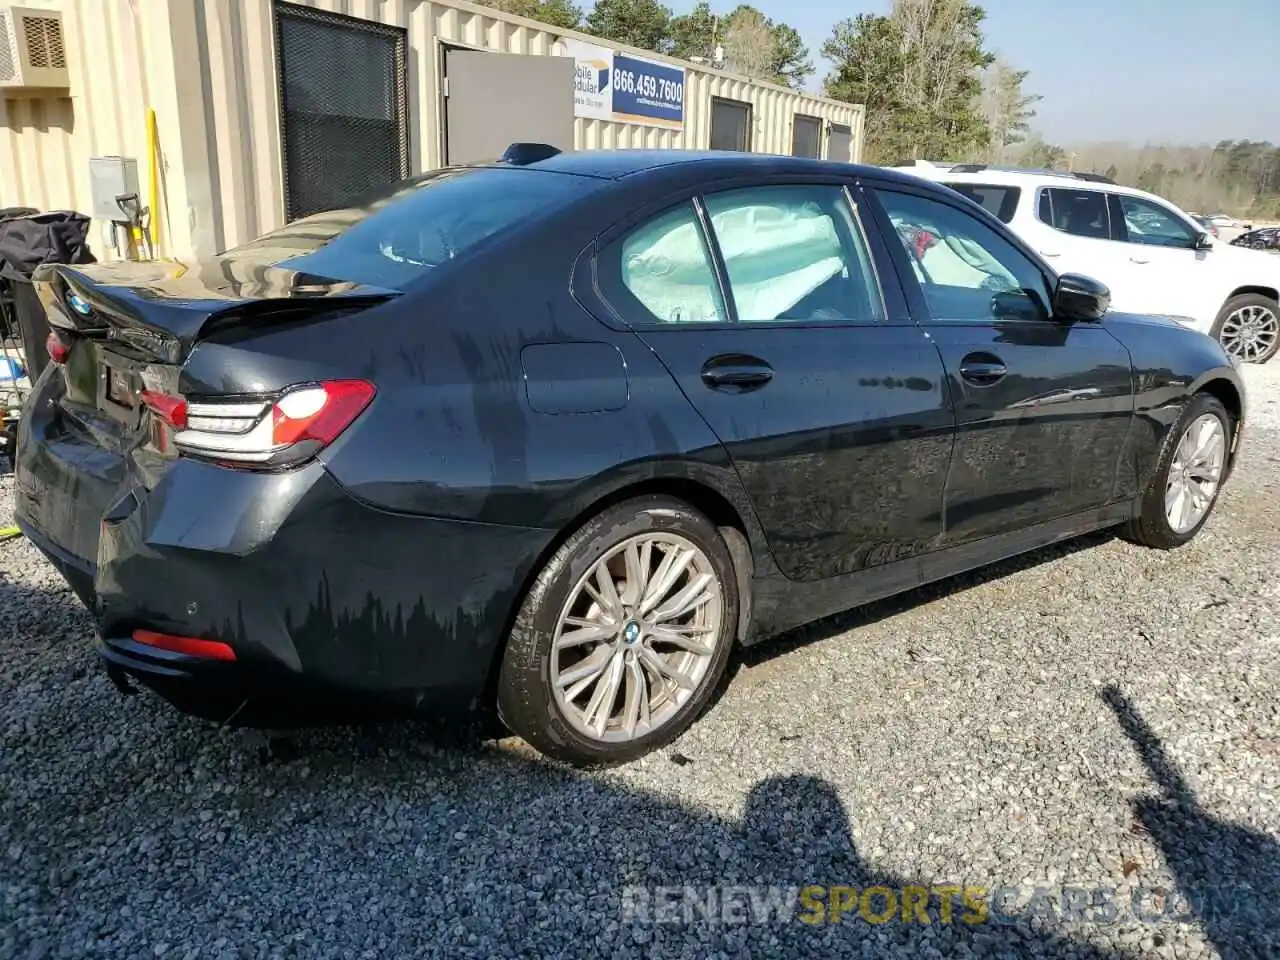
xmin=0 ymin=0 xmax=156 ymax=228
xmin=2 ymin=0 xmax=866 ymax=260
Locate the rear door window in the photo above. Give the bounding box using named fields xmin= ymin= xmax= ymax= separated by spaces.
xmin=1038 ymin=188 xmax=1112 ymax=240
xmin=702 ymin=185 xmax=884 ymax=323
xmin=940 ymin=182 xmax=1021 ymax=223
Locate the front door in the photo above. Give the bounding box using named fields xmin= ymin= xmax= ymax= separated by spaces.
xmin=1109 ymin=192 xmax=1221 ymax=323
xmin=592 ymin=182 xmax=953 ymax=582
xmin=868 ymin=183 xmax=1135 ymax=546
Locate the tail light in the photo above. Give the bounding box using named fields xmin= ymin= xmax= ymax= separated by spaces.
xmin=46 ymin=331 xmax=70 ymax=364
xmin=146 ymin=379 xmax=375 ymax=470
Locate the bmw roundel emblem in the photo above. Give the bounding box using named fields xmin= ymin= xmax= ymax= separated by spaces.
xmin=66 ymin=291 xmax=92 ymax=316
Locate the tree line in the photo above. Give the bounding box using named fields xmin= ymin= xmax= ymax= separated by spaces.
xmin=482 ymin=0 xmax=1275 ymax=218
xmin=483 ymin=0 xmax=1038 ymax=160
xmin=1011 ymin=138 xmax=1280 ymax=220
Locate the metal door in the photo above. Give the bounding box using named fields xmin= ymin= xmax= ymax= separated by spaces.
xmin=827 ymin=123 xmax=852 ymax=163
xmin=444 ymin=50 xmax=574 ymax=165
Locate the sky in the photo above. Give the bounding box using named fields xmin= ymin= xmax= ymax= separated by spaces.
xmin=686 ymin=0 xmax=1280 ymax=145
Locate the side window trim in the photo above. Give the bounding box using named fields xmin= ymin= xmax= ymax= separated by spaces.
xmin=690 ymin=194 xmax=739 ymax=324
xmin=595 ymin=180 xmax=902 ymax=330
xmin=1107 ymin=193 xmax=1130 ymax=243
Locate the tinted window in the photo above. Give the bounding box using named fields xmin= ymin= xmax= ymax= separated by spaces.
xmin=1040 ymin=188 xmax=1111 ymax=240
xmin=704 ymin=185 xmax=884 ymax=323
xmin=616 ymin=203 xmax=728 ymax=324
xmin=941 ymin=182 xmax=1021 ymax=223
xmin=1117 ymin=195 xmax=1197 ymax=248
xmin=876 ymin=189 xmax=1052 ymax=323
xmin=227 ymin=167 xmax=599 ymax=291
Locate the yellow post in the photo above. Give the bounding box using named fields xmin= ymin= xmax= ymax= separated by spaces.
xmin=147 ymin=108 xmax=160 ymax=255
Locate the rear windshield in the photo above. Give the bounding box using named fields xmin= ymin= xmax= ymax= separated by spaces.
xmin=941 ymin=182 xmax=1021 ymax=223
xmin=224 ymin=167 xmax=600 ymax=291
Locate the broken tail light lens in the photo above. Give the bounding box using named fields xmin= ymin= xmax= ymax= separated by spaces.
xmin=46 ymin=331 xmax=71 ymax=364
xmin=168 ymin=379 xmax=375 ymax=469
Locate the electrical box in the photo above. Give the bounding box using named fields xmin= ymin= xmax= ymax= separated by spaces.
xmin=88 ymin=157 xmax=141 ymax=222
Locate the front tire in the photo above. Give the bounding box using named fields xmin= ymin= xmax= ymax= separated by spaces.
xmin=1122 ymin=393 xmax=1233 ymax=549
xmin=1212 ymin=293 xmax=1280 ymax=363
xmin=497 ymin=496 xmax=739 ymax=766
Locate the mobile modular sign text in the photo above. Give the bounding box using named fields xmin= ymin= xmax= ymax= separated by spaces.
xmin=561 ymin=39 xmax=685 ymax=130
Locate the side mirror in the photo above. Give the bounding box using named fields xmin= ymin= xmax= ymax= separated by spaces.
xmin=1053 ymin=273 xmax=1110 ymax=322
xmin=1194 ymin=231 xmax=1214 ymax=250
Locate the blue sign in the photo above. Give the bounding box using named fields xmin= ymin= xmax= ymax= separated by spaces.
xmin=610 ymin=52 xmax=685 ymax=129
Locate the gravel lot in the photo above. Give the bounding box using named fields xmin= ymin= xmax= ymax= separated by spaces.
xmin=3 ymin=367 xmax=1278 ymax=960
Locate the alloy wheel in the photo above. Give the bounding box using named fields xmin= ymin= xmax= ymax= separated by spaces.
xmin=1219 ymin=304 xmax=1279 ymax=362
xmin=1165 ymin=413 xmax=1227 ymax=534
xmin=550 ymin=533 xmax=725 ymax=743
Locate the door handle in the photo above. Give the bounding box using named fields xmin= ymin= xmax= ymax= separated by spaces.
xmin=959 ymin=353 xmax=1007 ymax=385
xmin=700 ymin=355 xmax=774 ymax=391
xmin=1039 ymin=250 xmax=1062 ymax=258
xmin=1129 ymin=256 xmax=1150 ymax=264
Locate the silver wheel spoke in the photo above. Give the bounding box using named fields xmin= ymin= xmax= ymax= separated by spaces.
xmin=557 ymin=644 xmax=614 ymax=691
xmin=648 ymin=623 xmax=716 ymax=655
xmin=639 ymin=546 xmax=694 ymax=616
xmin=583 ymin=652 xmax=625 ymax=736
xmin=652 ymin=572 xmax=715 ymax=622
xmin=620 ymin=655 xmax=650 ymax=737
xmin=639 ymin=646 xmax=696 ymax=691
xmin=556 ymin=620 xmax=615 ymax=650
xmin=620 ymin=540 xmax=650 ymax=606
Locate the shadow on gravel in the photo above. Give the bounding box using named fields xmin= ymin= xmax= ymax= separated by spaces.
xmin=1102 ymin=685 xmax=1280 ymax=959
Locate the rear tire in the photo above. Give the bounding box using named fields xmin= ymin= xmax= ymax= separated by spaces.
xmin=497 ymin=496 xmax=739 ymax=766
xmin=1212 ymin=293 xmax=1280 ymax=363
xmin=1121 ymin=393 xmax=1232 ymax=549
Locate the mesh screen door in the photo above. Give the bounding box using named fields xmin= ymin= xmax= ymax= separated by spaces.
xmin=274 ymin=2 xmax=409 ymax=221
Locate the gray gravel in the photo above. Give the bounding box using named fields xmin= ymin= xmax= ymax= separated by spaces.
xmin=3 ymin=366 xmax=1279 ymax=959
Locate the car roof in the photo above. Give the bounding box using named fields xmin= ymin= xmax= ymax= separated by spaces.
xmin=467 ymin=147 xmax=927 ymax=187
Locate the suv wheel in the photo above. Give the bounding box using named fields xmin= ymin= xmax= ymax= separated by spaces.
xmin=1213 ymin=293 xmax=1280 ymax=363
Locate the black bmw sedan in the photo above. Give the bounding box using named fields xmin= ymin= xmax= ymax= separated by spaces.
xmin=14 ymin=146 xmax=1246 ymax=765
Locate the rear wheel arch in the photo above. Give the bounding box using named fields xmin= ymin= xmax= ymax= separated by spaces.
xmin=1226 ymin=284 xmax=1279 ymax=302
xmin=480 ymin=477 xmax=761 ymax=724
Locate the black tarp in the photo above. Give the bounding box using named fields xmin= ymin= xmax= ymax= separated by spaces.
xmin=0 ymin=210 xmax=96 ymax=384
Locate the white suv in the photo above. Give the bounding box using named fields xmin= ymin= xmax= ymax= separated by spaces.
xmin=891 ymin=164 xmax=1280 ymax=363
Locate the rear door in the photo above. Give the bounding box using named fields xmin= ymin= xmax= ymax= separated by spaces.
xmin=592 ymin=178 xmax=954 ymax=582
xmin=865 ymin=181 xmax=1134 ymax=545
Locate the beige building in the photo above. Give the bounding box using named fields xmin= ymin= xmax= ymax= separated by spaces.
xmin=1 ymin=0 xmax=866 ymax=262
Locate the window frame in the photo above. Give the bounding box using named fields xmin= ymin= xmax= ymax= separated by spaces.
xmin=861 ymin=178 xmax=1060 ymax=327
xmin=938 ymin=182 xmax=1023 ymax=224
xmin=709 ymin=97 xmax=754 ymax=153
xmin=585 ymin=175 xmax=912 ymax=332
xmin=1110 ymin=193 xmax=1200 ymax=249
xmin=1034 ymin=185 xmax=1114 ymax=242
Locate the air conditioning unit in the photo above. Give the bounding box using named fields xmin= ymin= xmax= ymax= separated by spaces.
xmin=0 ymin=5 xmax=70 ymax=94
